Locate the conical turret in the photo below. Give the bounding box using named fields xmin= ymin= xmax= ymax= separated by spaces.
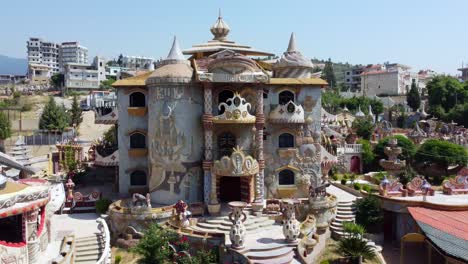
xmin=273 ymin=33 xmax=314 ymax=78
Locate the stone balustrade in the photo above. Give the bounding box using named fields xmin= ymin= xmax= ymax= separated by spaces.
xmin=96 ymin=217 xmax=111 ymax=264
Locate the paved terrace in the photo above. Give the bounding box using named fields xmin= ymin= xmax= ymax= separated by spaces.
xmin=389 ymin=192 xmax=468 ymax=206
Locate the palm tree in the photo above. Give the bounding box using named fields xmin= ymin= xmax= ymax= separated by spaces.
xmin=337 ymin=222 xmax=377 ymax=264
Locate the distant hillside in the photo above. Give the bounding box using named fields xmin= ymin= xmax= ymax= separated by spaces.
xmin=312 ymin=58 xmax=357 ymax=84
xmin=0 ymin=55 xmax=27 ymax=75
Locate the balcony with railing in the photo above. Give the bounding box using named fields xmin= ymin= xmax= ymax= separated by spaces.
xmin=337 ymin=144 xmax=362 ymax=154
xmin=212 ymin=93 xmax=256 ymax=124
xmin=269 ymin=101 xmax=305 ymax=124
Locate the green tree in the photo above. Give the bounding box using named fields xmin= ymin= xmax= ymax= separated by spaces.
xmin=99 ymin=78 xmax=116 ymax=90
xmin=0 ymin=112 xmax=11 ymax=153
xmin=70 ymin=96 xmax=83 ymax=127
xmin=39 ymin=97 xmax=70 ymax=132
xmin=427 ymin=75 xmax=467 ymax=114
xmin=62 ymin=145 xmax=78 ymax=172
xmin=407 ymin=79 xmax=421 ymax=111
xmin=352 ymin=118 xmax=374 ymax=140
xmin=338 ymin=222 xmax=377 ymax=263
xmin=117 ymin=54 xmax=124 ymax=66
xmin=355 ymin=196 xmax=383 ymax=233
xmin=50 ymin=73 xmax=64 ymax=88
xmin=322 ymin=58 xmax=337 ymax=89
xmin=132 ymin=224 xmax=178 ymax=264
xmin=374 ymin=135 xmax=416 ymax=165
xmin=415 ymin=139 xmax=468 ymax=176
xmin=357 ymin=139 xmax=374 ymax=172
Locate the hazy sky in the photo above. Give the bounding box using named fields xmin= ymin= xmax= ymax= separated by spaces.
xmin=1 ymin=0 xmax=467 ymax=74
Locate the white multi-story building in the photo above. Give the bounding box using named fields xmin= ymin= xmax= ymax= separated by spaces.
xmin=361 ymin=63 xmax=418 ymax=96
xmin=60 ymin=41 xmax=88 ymax=70
xmin=64 ymin=56 xmax=106 ymax=90
xmin=27 ymin=38 xmax=61 ymax=76
xmin=344 ymin=66 xmax=364 ymax=91
xmin=121 ymin=55 xmax=154 ymax=70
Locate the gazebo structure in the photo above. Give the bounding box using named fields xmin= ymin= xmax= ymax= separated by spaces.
xmin=0 ymin=176 xmax=52 ymax=264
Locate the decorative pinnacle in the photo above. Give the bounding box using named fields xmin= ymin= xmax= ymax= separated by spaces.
xmin=287 ymin=32 xmax=297 ymax=53
xmin=166 ymin=36 xmax=184 ymax=60
xmin=210 ymin=9 xmax=230 ymax=41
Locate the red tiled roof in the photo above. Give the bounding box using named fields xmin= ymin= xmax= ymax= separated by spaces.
xmin=408 ymin=207 xmax=468 ymax=241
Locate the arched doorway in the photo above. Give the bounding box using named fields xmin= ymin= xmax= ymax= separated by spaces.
xmin=350 ymin=156 xmax=361 ymax=173
xmin=219 ymin=177 xmax=241 ymax=202
xmin=218 ymin=132 xmax=236 ymax=158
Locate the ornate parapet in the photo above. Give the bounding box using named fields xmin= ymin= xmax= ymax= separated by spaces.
xmin=212 ymin=93 xmax=255 ymax=124
xmin=94 ymin=149 xmax=119 ymax=167
xmin=269 ymin=101 xmax=305 ymax=124
xmin=213 ymin=146 xmax=259 ymax=176
xmin=94 ymin=107 xmax=118 ymax=125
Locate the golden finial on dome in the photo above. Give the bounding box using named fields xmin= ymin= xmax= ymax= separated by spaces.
xmin=210 ymin=9 xmax=230 ymax=41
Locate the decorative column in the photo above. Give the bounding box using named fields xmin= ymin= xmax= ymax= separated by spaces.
xmin=203 ymin=83 xmax=220 ymax=215
xmin=254 ymin=88 xmax=265 ymax=203
xmin=25 ymin=208 xmax=40 ymax=264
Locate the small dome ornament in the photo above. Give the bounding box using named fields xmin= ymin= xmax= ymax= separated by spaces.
xmin=210 ymin=9 xmax=230 ymax=41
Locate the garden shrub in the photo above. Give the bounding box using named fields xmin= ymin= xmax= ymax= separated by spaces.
xmin=96 ymin=198 xmax=113 ymax=214
xmin=362 ymin=185 xmax=372 ymax=193
xmin=114 ymin=255 xmax=122 ymax=264
xmin=341 ymin=178 xmax=347 ymax=185
xmin=355 ymin=196 xmax=383 ymax=233
xmin=353 ymin=182 xmax=361 ymax=190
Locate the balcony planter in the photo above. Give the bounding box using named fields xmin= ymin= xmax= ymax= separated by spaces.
xmin=128 ymin=148 xmax=148 ymax=158
xmin=127 ymin=107 xmax=147 ymax=117
xmin=277 ymin=148 xmax=298 ymax=159
xmin=277 ymin=187 xmax=297 ymax=198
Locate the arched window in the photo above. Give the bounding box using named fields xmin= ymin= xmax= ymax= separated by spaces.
xmin=129 ymin=92 xmax=146 ymax=107
xmin=279 ymin=133 xmax=294 ymax=148
xmin=218 ymin=132 xmax=236 ymax=157
xmin=130 ymin=170 xmax=147 ymax=186
xmin=278 ymin=169 xmax=295 ymax=185
xmin=130 ymin=132 xmax=146 ymax=149
xmin=278 ymin=90 xmax=294 ymax=105
xmin=218 ymin=90 xmax=234 ymax=114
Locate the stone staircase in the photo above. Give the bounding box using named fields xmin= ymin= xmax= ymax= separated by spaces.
xmin=238 ymin=244 xmax=301 ymax=264
xmin=330 ymin=200 xmax=382 ymax=253
xmin=190 ymin=210 xmax=277 ymax=235
xmin=330 ymin=200 xmax=356 ymax=239
xmin=74 ymin=234 xmax=106 ymax=264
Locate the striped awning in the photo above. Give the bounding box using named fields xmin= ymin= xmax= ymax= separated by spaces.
xmin=408 ymin=207 xmax=468 ymax=262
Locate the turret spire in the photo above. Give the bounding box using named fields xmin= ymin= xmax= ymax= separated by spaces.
xmin=166 ymin=36 xmax=185 ymax=61
xmin=287 ymin=32 xmax=297 ymax=53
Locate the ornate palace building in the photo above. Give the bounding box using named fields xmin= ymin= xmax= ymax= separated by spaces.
xmin=113 ymin=13 xmax=327 ymax=213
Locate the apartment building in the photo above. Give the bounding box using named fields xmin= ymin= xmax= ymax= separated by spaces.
xmin=27 ymin=38 xmax=61 ymax=75
xmin=361 ymin=63 xmax=418 ymax=96
xmin=344 ymin=66 xmax=364 ymax=91
xmin=60 ymin=41 xmax=88 ymax=70
xmin=121 ymin=56 xmax=154 ymax=70
xmin=64 ymin=56 xmax=106 ymax=90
